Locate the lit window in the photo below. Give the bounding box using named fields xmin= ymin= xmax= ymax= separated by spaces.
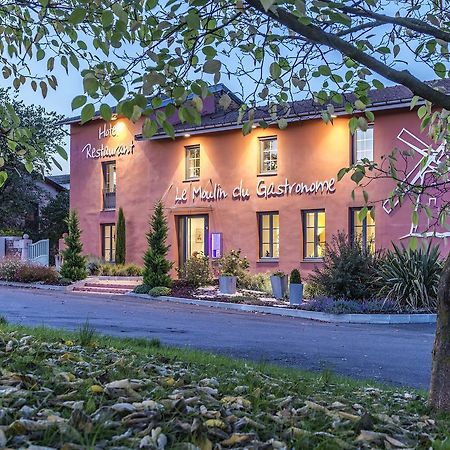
xmin=351 ymin=208 xmax=375 ymax=253
xmin=102 ymin=161 xmax=116 ymax=210
xmin=185 ymin=145 xmax=200 ymax=180
xmin=303 ymin=210 xmax=326 ymax=259
xmin=101 ymin=223 xmax=116 ymax=262
xmin=258 ymin=212 xmax=279 ymax=259
xmin=353 ymin=126 xmax=374 ymax=162
xmin=259 ymin=137 xmax=277 ymax=174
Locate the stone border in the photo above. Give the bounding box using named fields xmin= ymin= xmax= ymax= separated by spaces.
xmin=129 ymin=293 xmax=437 ymax=324
xmin=0 ymin=280 xmax=67 ymax=291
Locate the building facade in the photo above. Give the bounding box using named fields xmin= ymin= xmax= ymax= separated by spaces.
xmin=67 ymin=83 xmax=450 ymax=274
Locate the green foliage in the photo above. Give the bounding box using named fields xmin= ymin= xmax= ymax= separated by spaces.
xmin=0 ymin=259 xmax=60 ymax=284
xmin=38 ymin=191 xmax=69 ymax=263
xmin=142 ymin=201 xmax=173 ymax=289
xmin=290 ymin=269 xmax=302 ymax=284
xmin=115 ymin=207 xmax=126 ymax=265
xmin=377 ymin=244 xmax=442 ymax=311
xmin=0 ymin=315 xmax=8 ymax=325
xmin=237 ymin=272 xmax=271 ymax=293
xmin=77 ymin=320 xmax=97 ymax=347
xmin=98 ymin=263 xmax=142 ymax=276
xmin=133 ymin=284 xmax=152 ymax=294
xmin=60 ymin=210 xmax=87 ymax=282
xmin=178 ymin=254 xmax=211 ymax=287
xmin=149 ymin=286 xmax=172 ymax=297
xmin=308 ymin=232 xmax=381 ymax=301
xmin=218 ymin=249 xmax=249 ymax=277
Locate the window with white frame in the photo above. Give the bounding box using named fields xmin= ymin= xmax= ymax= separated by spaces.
xmin=185 ymin=145 xmax=200 ymax=180
xmin=303 ymin=210 xmax=326 ymax=259
xmin=259 ymin=137 xmax=278 ymax=174
xmin=353 ymin=126 xmax=374 ymax=162
xmin=258 ymin=212 xmax=279 ymax=259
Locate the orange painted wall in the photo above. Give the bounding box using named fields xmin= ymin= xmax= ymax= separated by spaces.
xmin=70 ymin=106 xmax=450 ymax=275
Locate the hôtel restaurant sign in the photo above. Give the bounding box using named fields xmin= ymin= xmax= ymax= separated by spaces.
xmin=82 ymin=123 xmax=135 ymax=159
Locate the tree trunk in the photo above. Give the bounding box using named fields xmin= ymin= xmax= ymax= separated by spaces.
xmin=429 ymin=255 xmax=450 ymax=411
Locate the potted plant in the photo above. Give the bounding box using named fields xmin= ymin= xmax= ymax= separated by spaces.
xmin=270 ymin=271 xmax=288 ymax=299
xmin=219 ymin=272 xmax=237 ymax=294
xmin=218 ymin=249 xmax=249 ymax=295
xmin=289 ymin=269 xmax=303 ymax=305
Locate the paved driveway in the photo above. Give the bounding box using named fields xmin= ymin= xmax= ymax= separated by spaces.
xmin=0 ymin=286 xmax=436 ymax=389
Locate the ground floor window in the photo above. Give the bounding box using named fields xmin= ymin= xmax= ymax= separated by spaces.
xmin=177 ymin=215 xmax=209 ymax=269
xmin=350 ymin=207 xmax=375 ymax=252
xmin=101 ymin=223 xmax=116 ymax=262
xmin=303 ymin=210 xmax=326 ymax=259
xmin=258 ymin=212 xmax=279 ymax=259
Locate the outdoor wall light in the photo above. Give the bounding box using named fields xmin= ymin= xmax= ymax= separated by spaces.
xmin=184 ymin=133 xmax=191 ymax=137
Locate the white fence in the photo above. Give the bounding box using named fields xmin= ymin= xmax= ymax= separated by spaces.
xmin=27 ymin=239 xmax=50 ymax=267
xmin=0 ymin=236 xmax=50 ymax=267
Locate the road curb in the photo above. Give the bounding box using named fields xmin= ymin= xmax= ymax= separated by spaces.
xmin=0 ymin=281 xmax=67 ymax=291
xmin=128 ymin=293 xmax=437 ymax=324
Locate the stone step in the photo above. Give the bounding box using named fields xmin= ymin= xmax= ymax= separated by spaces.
xmin=72 ymin=286 xmax=133 ymax=295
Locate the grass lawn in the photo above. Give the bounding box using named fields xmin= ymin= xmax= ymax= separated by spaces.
xmin=0 ymin=322 xmax=449 ymax=449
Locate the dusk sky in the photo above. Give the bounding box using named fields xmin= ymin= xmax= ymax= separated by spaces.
xmin=1 ymin=50 xmax=436 ymax=176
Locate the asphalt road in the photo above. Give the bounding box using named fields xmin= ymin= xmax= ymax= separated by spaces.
xmin=0 ymin=286 xmax=436 ymax=389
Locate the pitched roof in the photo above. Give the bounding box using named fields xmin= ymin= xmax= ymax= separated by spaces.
xmin=137 ymin=79 xmax=450 ymax=139
xmin=46 ymin=175 xmax=70 ymax=190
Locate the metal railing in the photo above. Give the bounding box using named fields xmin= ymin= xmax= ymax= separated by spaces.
xmin=28 ymin=239 xmax=49 ymax=266
xmin=103 ymin=189 xmax=116 ymax=210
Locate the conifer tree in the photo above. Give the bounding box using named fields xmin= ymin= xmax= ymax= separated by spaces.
xmin=115 ymin=207 xmax=126 ymax=265
xmin=143 ymin=200 xmax=173 ymax=288
xmin=60 ymin=210 xmax=87 ymax=281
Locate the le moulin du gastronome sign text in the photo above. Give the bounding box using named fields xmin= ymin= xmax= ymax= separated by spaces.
xmin=175 ymin=177 xmax=336 ymax=203
xmin=82 ymin=123 xmax=135 ymax=159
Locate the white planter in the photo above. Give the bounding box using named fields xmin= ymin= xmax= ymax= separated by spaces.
xmin=289 ymin=283 xmax=304 ymax=305
xmin=219 ymin=275 xmax=237 ymax=294
xmin=270 ymin=275 xmax=288 ymax=299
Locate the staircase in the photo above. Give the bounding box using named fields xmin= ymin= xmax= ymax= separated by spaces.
xmin=71 ymin=277 xmax=142 ymax=295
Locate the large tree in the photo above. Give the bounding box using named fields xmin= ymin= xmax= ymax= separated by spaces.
xmin=2 ymin=0 xmax=450 ymax=410
xmin=0 ymin=89 xmax=66 ymax=235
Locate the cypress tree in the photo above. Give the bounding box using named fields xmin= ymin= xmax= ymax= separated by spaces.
xmin=60 ymin=210 xmax=87 ymax=281
xmin=115 ymin=207 xmax=126 ymax=265
xmin=143 ymin=200 xmax=173 ymax=288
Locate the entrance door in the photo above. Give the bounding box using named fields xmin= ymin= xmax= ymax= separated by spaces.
xmin=178 ymin=215 xmax=209 ymax=269
xmin=101 ymin=223 xmax=116 ymax=262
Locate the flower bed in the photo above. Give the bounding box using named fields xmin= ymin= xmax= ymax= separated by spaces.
xmin=167 ymin=282 xmax=435 ymax=314
xmin=0 ymin=258 xmax=70 ymax=286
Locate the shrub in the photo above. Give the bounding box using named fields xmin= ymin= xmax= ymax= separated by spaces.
xmin=0 ymin=259 xmax=60 ymax=284
xmin=60 ymin=210 xmax=87 ymax=281
xmin=133 ymin=284 xmax=151 ymax=294
xmin=377 ymin=243 xmax=442 ymax=311
xmin=237 ymin=272 xmax=271 ymax=293
xmin=290 ymin=269 xmax=302 ymax=284
xmin=143 ymin=201 xmax=173 ymax=288
xmin=302 ymin=297 xmax=397 ymax=314
xmin=308 ymin=231 xmax=381 ymax=301
xmin=0 ymin=258 xmax=22 ymax=281
xmin=14 ymin=264 xmax=60 ymax=284
xmin=98 ymin=263 xmax=143 ymax=277
xmin=179 ymin=253 xmax=211 ymax=287
xmin=86 ymin=257 xmax=101 ymax=276
xmin=218 ymin=249 xmax=249 ymax=276
xmin=149 ymin=286 xmax=172 ymax=297
xmin=116 ymin=207 xmax=126 ymax=265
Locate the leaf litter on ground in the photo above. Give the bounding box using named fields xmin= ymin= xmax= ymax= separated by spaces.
xmin=0 ymin=328 xmax=449 ymax=449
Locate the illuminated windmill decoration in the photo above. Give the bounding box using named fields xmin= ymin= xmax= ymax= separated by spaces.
xmin=382 ymin=128 xmax=450 ymax=239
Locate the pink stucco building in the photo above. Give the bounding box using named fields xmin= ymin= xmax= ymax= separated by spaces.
xmin=65 ymin=82 xmax=450 ymax=274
